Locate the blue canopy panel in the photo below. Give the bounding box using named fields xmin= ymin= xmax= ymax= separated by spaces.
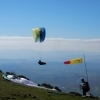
xmin=40 ymin=27 xmax=46 ymax=43
xmin=35 ymin=37 xmax=39 ymax=42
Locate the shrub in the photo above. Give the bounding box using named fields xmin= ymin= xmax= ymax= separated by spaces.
xmin=41 ymin=83 xmax=53 ymax=89
xmin=0 ymin=70 xmax=2 ymax=73
xmin=54 ymin=86 xmax=62 ymax=92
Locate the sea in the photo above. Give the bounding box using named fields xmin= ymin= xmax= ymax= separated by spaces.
xmin=0 ymin=60 xmax=100 ymax=97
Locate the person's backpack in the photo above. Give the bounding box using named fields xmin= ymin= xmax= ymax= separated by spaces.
xmin=85 ymin=82 xmax=90 ymax=92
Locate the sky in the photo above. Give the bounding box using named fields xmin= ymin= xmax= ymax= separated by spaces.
xmin=0 ymin=0 xmax=100 ymax=60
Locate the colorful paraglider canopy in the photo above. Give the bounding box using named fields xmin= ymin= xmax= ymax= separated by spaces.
xmin=38 ymin=60 xmax=46 ymax=65
xmin=64 ymin=58 xmax=82 ymax=64
xmin=32 ymin=27 xmax=46 ymax=43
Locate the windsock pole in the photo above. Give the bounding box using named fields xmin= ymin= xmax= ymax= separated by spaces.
xmin=83 ymin=54 xmax=88 ymax=82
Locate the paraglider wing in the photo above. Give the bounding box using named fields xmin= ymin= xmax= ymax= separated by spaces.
xmin=32 ymin=27 xmax=46 ymax=65
xmin=32 ymin=27 xmax=46 ymax=43
xmin=64 ymin=58 xmax=82 ymax=64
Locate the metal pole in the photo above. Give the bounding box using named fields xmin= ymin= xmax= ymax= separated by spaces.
xmin=83 ymin=54 xmax=88 ymax=82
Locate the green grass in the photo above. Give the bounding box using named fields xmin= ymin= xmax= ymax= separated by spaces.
xmin=0 ymin=72 xmax=100 ymax=100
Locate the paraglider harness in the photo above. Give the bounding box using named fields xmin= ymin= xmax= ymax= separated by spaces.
xmin=85 ymin=81 xmax=90 ymax=92
xmin=38 ymin=60 xmax=46 ymax=65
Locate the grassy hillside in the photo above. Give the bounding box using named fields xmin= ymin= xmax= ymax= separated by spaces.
xmin=0 ymin=72 xmax=99 ymax=100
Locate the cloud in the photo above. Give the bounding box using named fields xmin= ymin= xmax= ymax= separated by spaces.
xmin=0 ymin=36 xmax=100 ymax=52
